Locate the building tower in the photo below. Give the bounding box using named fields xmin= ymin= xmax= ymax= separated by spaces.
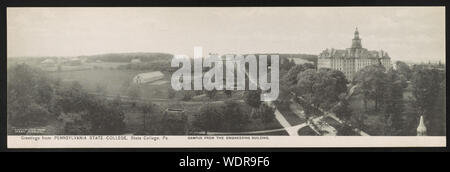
xmin=417 ymin=115 xmax=427 ymax=136
xmin=351 ymin=27 xmax=362 ymax=49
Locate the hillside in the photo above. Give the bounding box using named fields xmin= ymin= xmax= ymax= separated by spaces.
xmin=82 ymin=52 xmax=174 ymax=63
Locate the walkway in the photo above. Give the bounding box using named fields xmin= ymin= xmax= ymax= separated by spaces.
xmin=294 ymin=92 xmax=370 ymax=136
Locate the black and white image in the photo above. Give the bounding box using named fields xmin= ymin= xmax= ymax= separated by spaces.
xmin=6 ymin=7 xmax=446 ymax=147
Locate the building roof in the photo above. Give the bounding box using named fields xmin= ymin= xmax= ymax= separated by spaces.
xmin=70 ymin=57 xmax=81 ymax=61
xmin=319 ymin=48 xmax=390 ymax=59
xmin=319 ymin=28 xmax=390 ymax=59
xmin=134 ymin=71 xmax=163 ymax=79
xmin=289 ymin=58 xmax=313 ymax=64
xmin=41 ymin=59 xmax=56 ymax=64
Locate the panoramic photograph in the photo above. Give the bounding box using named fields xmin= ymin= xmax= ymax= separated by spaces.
xmin=7 ymin=7 xmax=445 ymax=138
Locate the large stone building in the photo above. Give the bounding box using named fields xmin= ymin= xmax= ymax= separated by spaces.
xmin=318 ymin=28 xmax=391 ymax=79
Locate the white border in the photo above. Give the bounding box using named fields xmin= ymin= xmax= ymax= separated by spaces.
xmin=7 ymin=136 xmax=446 ymax=148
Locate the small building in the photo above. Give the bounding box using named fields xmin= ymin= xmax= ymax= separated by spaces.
xmin=40 ymin=59 xmax=56 ymax=67
xmin=132 ymin=71 xmax=164 ymax=84
xmin=66 ymin=57 xmax=82 ymax=66
xmin=131 ymin=58 xmax=142 ymax=64
xmin=164 ymin=108 xmax=186 ymax=120
xmin=288 ymin=58 xmax=314 ymax=65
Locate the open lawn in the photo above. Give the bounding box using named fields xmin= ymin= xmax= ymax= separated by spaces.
xmin=298 ymin=126 xmax=319 ymax=136
xmin=85 ymin=62 xmax=127 ymax=69
xmin=48 ymin=69 xmax=171 ymax=99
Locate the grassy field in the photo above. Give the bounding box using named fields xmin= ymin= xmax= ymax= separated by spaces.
xmin=298 ymin=126 xmax=318 ymax=136
xmin=85 ymin=62 xmax=126 ymax=69
xmin=48 ymin=69 xmax=171 ymax=99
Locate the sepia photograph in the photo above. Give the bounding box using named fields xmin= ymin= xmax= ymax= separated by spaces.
xmin=5 ymin=6 xmax=446 ymax=148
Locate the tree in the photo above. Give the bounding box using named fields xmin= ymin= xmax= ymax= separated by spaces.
xmin=395 ymin=61 xmax=412 ymax=80
xmin=127 ymin=84 xmax=141 ymax=107
xmin=318 ymin=68 xmax=349 ymax=104
xmin=324 ymin=69 xmax=348 ymax=94
xmin=20 ymin=103 xmax=52 ymax=127
xmin=412 ymin=68 xmax=442 ymax=114
xmin=7 ymin=64 xmax=54 ymax=127
xmin=353 ymin=65 xmax=388 ymax=112
xmin=337 ymin=125 xmax=356 ymax=136
xmin=141 ymin=102 xmax=153 ymax=132
xmin=280 ymin=57 xmax=295 ymax=71
xmin=112 ymin=94 xmax=122 ymax=107
xmin=284 ymin=63 xmax=315 ymax=87
xmin=7 ymin=64 xmax=127 ymax=135
xmin=383 ymin=69 xmax=407 ymax=135
xmin=259 ymin=103 xmax=275 ymax=123
xmin=167 ymin=87 xmax=176 ymax=99
xmin=244 ymin=89 xmax=262 ymax=117
xmin=295 ymin=69 xmax=347 ymax=117
xmin=334 ymin=97 xmax=352 ymax=122
xmin=411 ymin=68 xmax=445 ymax=136
xmin=193 ymin=103 xmax=223 ymax=134
xmin=95 ymin=84 xmax=107 ymax=96
xmin=427 ymin=80 xmax=446 ymax=136
xmin=244 ymin=89 xmax=261 ymax=108
xmin=182 ymin=90 xmax=194 ymax=101
xmin=127 ymin=84 xmax=140 ymax=99
xmin=224 ymin=90 xmax=232 ymax=98
xmin=54 ymin=81 xmax=89 ymax=113
xmin=57 ymin=85 xmax=126 ymax=135
xmin=222 ymin=100 xmax=248 ymax=131
xmin=63 ymin=115 xmax=91 ymax=135
xmin=34 ymin=76 xmax=54 ymax=106
xmin=277 ymin=78 xmax=292 ymax=104
xmin=83 ymin=100 xmax=126 ymax=135
xmin=205 ymin=88 xmax=217 ymax=99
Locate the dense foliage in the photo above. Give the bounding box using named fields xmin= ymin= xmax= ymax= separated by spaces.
xmin=7 ymin=64 xmax=126 ymax=135
xmin=193 ymin=100 xmax=249 ymax=133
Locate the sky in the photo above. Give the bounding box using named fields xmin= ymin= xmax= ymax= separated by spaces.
xmin=7 ymin=7 xmax=445 ymax=63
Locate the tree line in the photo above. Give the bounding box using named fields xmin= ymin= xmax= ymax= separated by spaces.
xmin=7 ymin=64 xmax=126 ymax=135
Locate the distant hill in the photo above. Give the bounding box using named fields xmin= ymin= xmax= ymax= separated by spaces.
xmin=81 ymin=52 xmax=174 ymax=63
xmin=221 ymin=53 xmax=317 ymax=62
xmin=234 ymin=53 xmax=318 ymax=65
xmin=9 ymin=52 xmax=318 ymax=66
xmin=280 ymin=54 xmax=318 ymax=64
